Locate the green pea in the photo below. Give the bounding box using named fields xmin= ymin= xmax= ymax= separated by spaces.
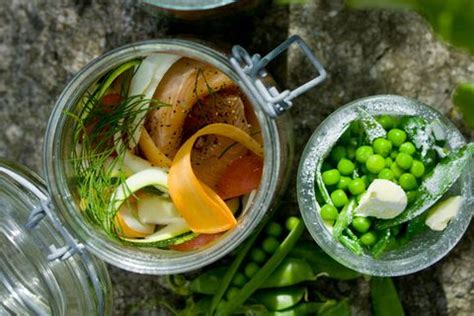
xmin=250 ymin=248 xmax=266 ymax=264
xmin=356 ymin=193 xmax=365 ymax=203
xmin=322 ymin=169 xmax=341 ymax=186
xmin=366 ymin=154 xmax=385 ymax=174
xmin=399 ymin=173 xmax=418 ymax=191
xmin=406 ymin=191 xmax=418 ymax=204
xmin=232 ymin=273 xmax=248 ymax=288
xmin=266 ymin=222 xmax=283 ymax=237
xmin=373 ymin=138 xmax=393 ymax=157
xmin=390 ymin=163 xmax=403 ymax=179
xmin=385 ymin=157 xmax=393 ymax=167
xmin=244 ymin=263 xmax=260 ymax=278
xmin=378 ymin=168 xmax=394 ymax=181
xmin=337 ymin=159 xmax=355 ymax=176
xmin=390 ymin=150 xmax=399 ymax=160
xmin=321 ymin=204 xmax=339 ymax=221
xmin=331 ymin=189 xmax=349 ymax=208
xmin=396 ymin=152 xmax=413 ymax=170
xmin=399 ymin=142 xmax=416 ymax=155
xmin=387 ymin=128 xmax=407 ymax=147
xmin=410 ymin=160 xmax=425 ymax=178
xmin=352 ymin=216 xmax=372 ymax=233
xmin=331 ymin=146 xmax=347 ymax=162
xmin=348 ymin=178 xmax=366 ymax=195
xmin=262 ymin=237 xmax=280 ymax=254
xmin=226 ymin=287 xmax=240 ymax=300
xmin=285 ymin=217 xmax=300 ymax=231
xmin=377 ymin=115 xmax=395 ymax=130
xmin=360 ymin=231 xmax=378 ymax=246
xmin=347 ymin=146 xmax=356 ymax=160
xmin=337 ymin=176 xmax=352 ymax=190
xmin=355 ymin=146 xmax=374 ymax=163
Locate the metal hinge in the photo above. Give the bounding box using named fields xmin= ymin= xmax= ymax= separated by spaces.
xmin=230 ymin=35 xmax=327 ymax=118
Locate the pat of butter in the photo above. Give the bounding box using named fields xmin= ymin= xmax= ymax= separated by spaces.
xmin=425 ymin=196 xmax=463 ymax=231
xmin=355 ymin=179 xmax=407 ymax=219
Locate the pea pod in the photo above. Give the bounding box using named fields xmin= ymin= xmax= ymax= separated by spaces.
xmin=290 ymin=241 xmax=360 ymax=280
xmin=218 ymin=218 xmax=306 ymax=315
xmin=399 ymin=214 xmax=428 ymax=245
xmin=253 ymin=286 xmax=306 ymax=311
xmin=190 ymin=267 xmax=227 ymax=295
xmin=260 ymin=257 xmax=314 ymax=288
xmin=210 ymin=217 xmax=269 ymax=314
xmin=266 ymin=301 xmax=337 ymax=316
xmin=370 ymin=277 xmax=404 ymax=316
xmin=371 ymin=229 xmax=392 ymax=258
xmin=377 ymin=143 xmax=474 ymax=230
xmin=319 ymin=299 xmax=351 ymax=316
xmin=339 ymin=234 xmax=364 ymax=255
xmin=333 ymin=199 xmax=357 ymax=238
xmin=316 ymin=165 xmax=334 ymax=206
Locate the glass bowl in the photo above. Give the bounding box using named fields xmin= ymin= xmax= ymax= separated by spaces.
xmin=297 ymin=95 xmax=473 ymax=276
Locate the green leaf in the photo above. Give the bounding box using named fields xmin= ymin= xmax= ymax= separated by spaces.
xmin=453 ymin=82 xmax=474 ymax=128
xmin=370 ymin=277 xmax=404 ymax=316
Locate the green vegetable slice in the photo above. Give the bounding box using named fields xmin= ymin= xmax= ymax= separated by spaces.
xmin=121 ymin=231 xmax=197 ymax=248
xmin=377 ymin=143 xmax=473 ymax=229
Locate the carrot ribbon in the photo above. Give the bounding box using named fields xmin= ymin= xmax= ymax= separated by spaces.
xmin=168 ymin=123 xmax=264 ymax=234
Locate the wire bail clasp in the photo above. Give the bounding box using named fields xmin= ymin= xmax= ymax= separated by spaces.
xmin=230 ymin=35 xmax=327 ymax=117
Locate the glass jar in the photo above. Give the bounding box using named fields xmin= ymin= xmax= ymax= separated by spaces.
xmin=0 ymin=159 xmax=113 ymax=315
xmin=140 ymin=0 xmax=263 ymax=20
xmin=40 ymin=37 xmax=326 ymax=275
xmin=297 ymin=95 xmax=473 ymax=276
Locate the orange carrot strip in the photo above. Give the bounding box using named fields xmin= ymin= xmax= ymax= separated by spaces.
xmin=168 ymin=123 xmax=264 ymax=234
xmin=139 ymin=128 xmax=172 ymax=168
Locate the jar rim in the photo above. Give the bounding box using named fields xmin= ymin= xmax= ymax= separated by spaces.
xmin=297 ymin=94 xmax=473 ymax=276
xmin=43 ymin=39 xmax=284 ymax=274
xmin=142 ymin=0 xmax=238 ymax=11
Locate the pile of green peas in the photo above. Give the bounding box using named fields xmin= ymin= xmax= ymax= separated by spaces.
xmin=318 ymin=114 xmax=440 ymax=251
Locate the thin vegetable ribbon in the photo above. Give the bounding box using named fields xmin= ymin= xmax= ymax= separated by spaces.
xmin=168 ymin=123 xmax=264 ymax=234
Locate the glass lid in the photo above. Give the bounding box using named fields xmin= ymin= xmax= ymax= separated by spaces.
xmin=0 ymin=159 xmax=112 ymax=315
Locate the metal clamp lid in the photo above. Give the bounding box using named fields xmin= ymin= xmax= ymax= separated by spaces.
xmin=0 ymin=165 xmax=106 ymax=314
xmin=230 ymin=35 xmax=327 ymax=118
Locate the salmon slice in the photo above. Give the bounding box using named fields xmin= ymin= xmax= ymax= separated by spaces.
xmin=184 ymin=90 xmax=250 ymax=188
xmin=146 ymin=58 xmax=236 ymax=159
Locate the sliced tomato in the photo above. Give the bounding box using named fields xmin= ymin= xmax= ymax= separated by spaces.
xmin=169 ymin=233 xmax=223 ymax=251
xmin=216 ymin=152 xmax=263 ymax=200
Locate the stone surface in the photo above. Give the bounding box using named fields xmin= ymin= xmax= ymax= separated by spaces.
xmin=0 ymin=0 xmax=472 ymax=315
